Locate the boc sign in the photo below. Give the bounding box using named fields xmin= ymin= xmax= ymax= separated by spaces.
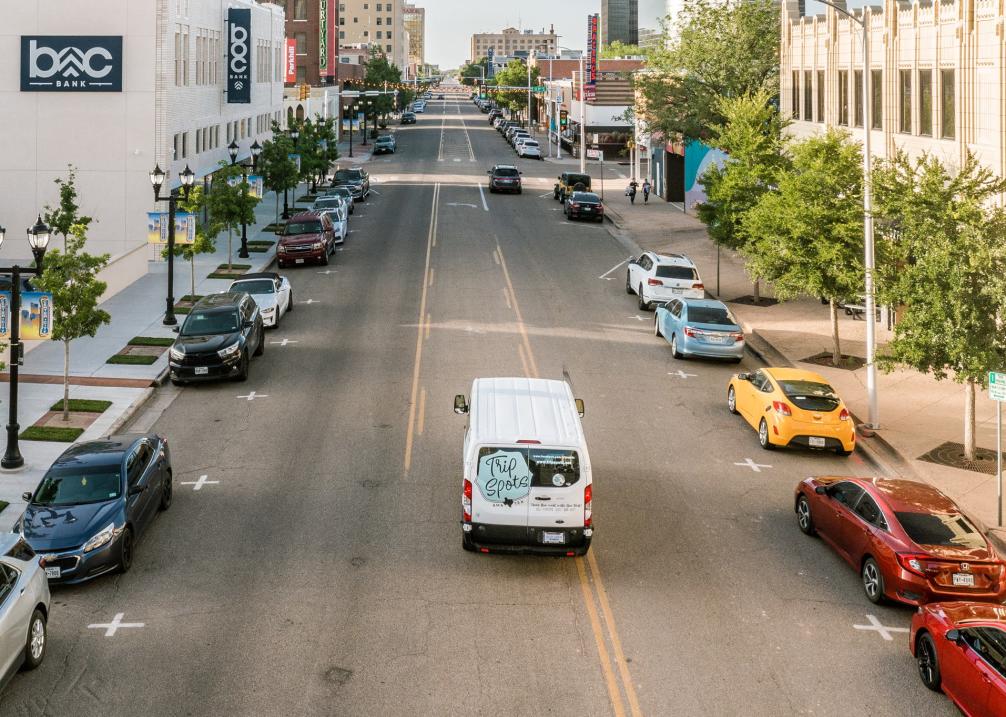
xmin=21 ymin=36 xmax=122 ymax=92
xmin=227 ymin=8 xmax=251 ymax=104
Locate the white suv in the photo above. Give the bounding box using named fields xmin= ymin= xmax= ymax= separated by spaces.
xmin=626 ymin=252 xmax=705 ymax=310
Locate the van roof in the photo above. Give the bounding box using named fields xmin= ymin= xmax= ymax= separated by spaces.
xmin=470 ymin=377 xmax=584 ymax=448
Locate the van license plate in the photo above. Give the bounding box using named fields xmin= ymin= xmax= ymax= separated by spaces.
xmin=953 ymin=573 xmax=975 ymax=587
xmin=542 ymin=532 xmax=565 ymax=545
xmin=194 ymin=367 xmax=209 ymax=376
xmin=45 ymin=567 xmax=60 ymax=579
xmin=809 ymin=437 xmax=827 ymax=448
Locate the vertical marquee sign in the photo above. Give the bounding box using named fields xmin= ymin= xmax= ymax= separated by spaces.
xmin=285 ymin=38 xmax=297 ymax=83
xmin=319 ymin=0 xmax=329 ymax=79
xmin=587 ymin=14 xmax=599 ymax=85
xmin=227 ymin=8 xmax=251 ymax=103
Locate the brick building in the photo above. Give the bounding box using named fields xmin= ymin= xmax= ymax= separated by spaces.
xmin=283 ymin=0 xmax=339 ymax=86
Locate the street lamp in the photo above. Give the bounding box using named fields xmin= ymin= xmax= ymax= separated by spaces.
xmin=229 ymin=140 xmax=262 ymax=259
xmin=282 ymin=128 xmax=300 ymax=219
xmin=0 ymin=215 xmax=50 ymax=469
xmin=150 ymin=163 xmax=196 ymax=327
xmin=362 ymin=100 xmax=373 ymax=146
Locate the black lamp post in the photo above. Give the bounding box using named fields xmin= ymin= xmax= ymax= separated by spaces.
xmin=346 ymin=101 xmax=356 ymax=158
xmin=150 ymin=164 xmax=196 ymax=326
xmin=361 ymin=100 xmax=372 ymax=146
xmin=229 ymin=139 xmax=262 ymax=259
xmin=0 ymin=215 xmax=51 ymax=469
xmin=282 ymin=127 xmax=300 ymax=219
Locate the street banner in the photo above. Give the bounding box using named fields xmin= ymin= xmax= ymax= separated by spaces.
xmin=0 ymin=293 xmax=8 ymax=338
xmin=19 ymin=292 xmax=54 ymax=340
xmin=487 ymin=47 xmax=495 ymax=80
xmin=285 ymin=39 xmax=297 ymax=83
xmin=226 ymin=8 xmax=251 ymax=103
xmin=288 ymin=153 xmax=301 ymax=172
xmin=146 ymin=212 xmax=196 ymax=245
xmin=248 ymin=175 xmax=264 ymax=199
xmin=587 ymin=14 xmax=599 ymax=86
xmin=341 ymin=118 xmax=361 ymax=131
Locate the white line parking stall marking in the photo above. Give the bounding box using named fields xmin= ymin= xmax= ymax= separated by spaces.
xmin=853 ymin=615 xmax=910 ymax=641
xmin=478 ymin=184 xmax=489 ymax=211
xmin=270 ymin=339 xmax=299 ymax=347
xmin=629 ymin=315 xmax=647 ymax=322
xmin=734 ymin=458 xmax=772 ymax=472
xmin=180 ymin=475 xmax=219 ymax=491
xmin=446 ymin=203 xmax=478 ymax=208
xmin=317 ymin=270 xmax=337 ymax=275
xmin=302 ymin=299 xmax=317 ymax=305
xmin=668 ymin=370 xmax=697 ymax=379
xmin=88 ymin=613 xmax=145 ymax=637
xmin=599 ymin=258 xmax=631 ymax=280
xmin=237 ymin=392 xmax=268 ymax=401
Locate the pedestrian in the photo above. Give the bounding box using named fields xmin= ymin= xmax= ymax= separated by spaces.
xmin=642 ymin=179 xmax=651 ymax=204
xmin=627 ymin=179 xmax=638 ymax=205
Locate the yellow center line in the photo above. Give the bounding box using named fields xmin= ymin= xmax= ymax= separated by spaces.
xmin=577 ymin=558 xmax=627 ymax=717
xmin=417 ymin=387 xmax=427 ymax=436
xmin=589 ymin=551 xmax=644 ymax=717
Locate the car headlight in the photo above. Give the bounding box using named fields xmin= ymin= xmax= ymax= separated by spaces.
xmin=261 ymin=306 xmax=275 ymax=315
xmin=313 ymin=242 xmax=324 ymax=250
xmin=278 ymin=245 xmax=288 ymax=253
xmin=217 ymin=342 xmax=241 ymax=359
xmin=169 ymin=347 xmax=185 ymax=362
xmin=82 ymin=523 xmax=116 ymax=553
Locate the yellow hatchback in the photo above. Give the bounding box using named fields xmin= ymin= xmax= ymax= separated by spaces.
xmin=727 ymin=367 xmax=855 ymax=456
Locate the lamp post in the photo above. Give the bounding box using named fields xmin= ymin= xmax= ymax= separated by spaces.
xmin=347 ymin=100 xmax=356 ymax=158
xmin=150 ymin=164 xmax=196 ymax=326
xmin=228 ymin=139 xmax=262 ymax=259
xmin=816 ymin=0 xmax=878 ymax=429
xmin=362 ymin=100 xmax=372 ymax=146
xmin=282 ymin=127 xmax=300 ymax=219
xmin=0 ymin=215 xmax=51 ymax=469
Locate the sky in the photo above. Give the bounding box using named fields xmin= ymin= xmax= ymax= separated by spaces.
xmin=421 ymin=0 xmax=669 ymax=69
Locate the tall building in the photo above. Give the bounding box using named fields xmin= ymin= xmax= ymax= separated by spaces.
xmin=338 ymin=0 xmax=408 ymax=70
xmin=601 ymin=0 xmax=639 ymax=46
xmin=470 ymin=27 xmax=557 ymax=63
xmin=283 ymin=0 xmax=339 ymax=86
xmin=403 ymin=3 xmax=425 ymax=68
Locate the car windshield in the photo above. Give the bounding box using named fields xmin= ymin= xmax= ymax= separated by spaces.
xmin=231 ymin=280 xmax=275 ymax=295
xmin=494 ymin=168 xmax=519 ymax=177
xmin=687 ymin=306 xmax=734 ymax=325
xmin=778 ymin=380 xmax=841 ymax=412
xmin=334 ymin=170 xmax=362 ymax=182
xmin=314 ymin=199 xmax=341 ymax=209
xmin=180 ymin=309 xmax=240 ymax=336
xmin=566 ymin=174 xmax=591 ymax=187
xmin=896 ymin=511 xmax=987 ymax=549
xmin=327 ymin=188 xmax=352 ymax=197
xmin=33 ymin=466 xmax=122 ymax=506
xmin=284 ymin=221 xmax=322 ymax=235
xmin=656 ymin=265 xmax=698 ymax=280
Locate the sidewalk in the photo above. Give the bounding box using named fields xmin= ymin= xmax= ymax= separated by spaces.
xmin=603 ymin=199 xmax=1006 ymax=545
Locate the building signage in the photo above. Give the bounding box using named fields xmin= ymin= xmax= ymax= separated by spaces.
xmin=991 ymin=372 xmax=1006 ymax=402
xmin=319 ymin=0 xmax=330 ymax=76
xmin=285 ymin=38 xmax=297 ymax=83
xmin=587 ymin=14 xmax=599 ymax=86
xmin=0 ymin=292 xmax=54 ymax=340
xmin=146 ymin=212 xmax=196 ymax=245
xmin=226 ymin=8 xmax=252 ymax=104
xmin=20 ymin=36 xmax=122 ymax=92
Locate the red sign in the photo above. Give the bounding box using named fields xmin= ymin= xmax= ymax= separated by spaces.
xmin=285 ymin=38 xmax=296 ymax=83
xmin=587 ymin=14 xmax=599 ymax=86
xmin=584 ymin=85 xmax=596 ymax=102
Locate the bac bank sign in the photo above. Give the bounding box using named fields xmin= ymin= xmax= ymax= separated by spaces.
xmin=227 ymin=8 xmax=251 ymax=104
xmin=20 ymin=36 xmax=122 ymax=92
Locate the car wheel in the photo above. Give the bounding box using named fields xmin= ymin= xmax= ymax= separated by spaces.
xmin=836 ymin=447 xmax=853 ymax=457
xmin=758 ymin=419 xmax=775 ymax=450
xmin=796 ymin=495 xmax=815 ymax=536
xmin=118 ymin=527 xmax=134 ymax=574
xmin=916 ymin=633 xmax=942 ymax=691
xmin=862 ymin=557 xmax=885 ymax=604
xmin=159 ymin=471 xmax=173 ymax=511
xmin=638 ymin=285 xmax=648 ymax=311
xmin=321 ymin=249 xmax=330 ymax=266
xmin=170 ymin=378 xmax=184 ymax=387
xmin=237 ymin=352 xmax=250 ymax=381
xmin=654 ymin=316 xmax=662 ymax=337
xmin=287 ymin=292 xmax=294 ymax=312
xmin=727 ymin=386 xmax=738 ymax=415
xmin=625 ymin=271 xmax=633 ymax=295
xmin=462 ymin=533 xmax=475 ymax=552
xmin=22 ymin=609 xmax=46 ymax=671
xmin=670 ymin=334 xmax=683 ymax=359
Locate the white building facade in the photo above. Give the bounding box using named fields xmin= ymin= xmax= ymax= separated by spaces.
xmin=0 ymin=0 xmax=285 ymax=297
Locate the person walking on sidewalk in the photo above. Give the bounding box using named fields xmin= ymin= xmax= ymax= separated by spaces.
xmin=642 ymin=179 xmax=651 ymax=204
xmin=627 ymin=179 xmax=639 ymax=205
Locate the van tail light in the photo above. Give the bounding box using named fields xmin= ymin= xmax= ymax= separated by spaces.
xmin=692 ymin=283 xmax=704 ymax=291
xmin=772 ymin=401 xmax=792 ymax=416
xmin=647 ymin=278 xmax=663 ymax=286
xmin=897 ymin=553 xmax=928 ymax=577
xmin=462 ymin=479 xmax=473 ymax=522
xmin=839 ymin=408 xmax=850 ymax=421
xmin=583 ymin=484 xmax=592 ymax=528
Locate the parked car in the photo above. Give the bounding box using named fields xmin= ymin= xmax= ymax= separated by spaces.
xmin=554 ymin=172 xmax=592 ymax=202
xmin=563 ymin=191 xmax=604 ymax=222
xmin=331 ymin=168 xmax=370 ymax=201
xmin=168 ymin=292 xmax=265 ymax=384
xmin=796 ymin=476 xmax=1006 ymax=604
xmin=401 ymin=112 xmax=417 ymax=125
xmin=17 ymin=434 xmax=172 ymax=583
xmin=373 ymin=134 xmax=397 ymax=154
xmin=228 ymin=273 xmax=293 ymax=328
xmin=277 ymin=212 xmax=336 ymax=267
xmin=654 ymin=298 xmax=744 ymax=362
xmin=413 ymin=102 xmax=426 ymax=114
xmin=516 ymin=139 xmax=543 ymax=160
xmin=911 ymin=601 xmax=1006 ymax=715
xmin=487 ymin=165 xmax=522 ymax=194
xmin=0 ymin=535 xmax=49 ymax=690
xmin=310 ymin=197 xmax=348 ymax=242
xmin=323 ymin=186 xmax=355 ymax=214
xmin=626 ymin=251 xmax=705 ymax=309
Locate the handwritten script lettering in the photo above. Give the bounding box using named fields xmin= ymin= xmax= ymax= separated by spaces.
xmin=476 ymin=450 xmax=533 ymax=504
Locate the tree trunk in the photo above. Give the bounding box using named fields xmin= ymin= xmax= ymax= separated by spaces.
xmin=753 ymin=279 xmax=761 ymax=303
xmin=190 ymin=255 xmax=196 ymax=298
xmin=830 ymin=298 xmax=842 ymax=366
xmin=227 ymin=229 xmax=233 ymax=269
xmin=62 ymin=339 xmax=70 ymax=422
xmin=964 ymin=380 xmax=976 ymax=462
xmin=274 ymin=193 xmax=280 ymax=224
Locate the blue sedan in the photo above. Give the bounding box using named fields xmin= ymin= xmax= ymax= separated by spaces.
xmin=654 ymin=298 xmax=745 ymax=362
xmin=16 ymin=434 xmax=172 ymax=584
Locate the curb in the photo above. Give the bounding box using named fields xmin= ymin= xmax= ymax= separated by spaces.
xmin=103 ymin=386 xmax=156 ymax=437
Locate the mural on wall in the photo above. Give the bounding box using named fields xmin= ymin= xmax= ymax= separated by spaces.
xmin=684 ymin=140 xmax=728 ymax=210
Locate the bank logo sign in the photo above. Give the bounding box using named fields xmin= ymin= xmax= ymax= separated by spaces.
xmin=227 ymin=8 xmax=251 ymax=104
xmin=20 ymin=36 xmax=123 ymax=92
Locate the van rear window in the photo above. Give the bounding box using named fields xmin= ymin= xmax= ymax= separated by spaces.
xmin=476 ymin=447 xmax=581 ymax=496
xmin=528 ymin=449 xmax=580 ymax=487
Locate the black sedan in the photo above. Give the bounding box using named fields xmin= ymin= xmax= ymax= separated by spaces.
xmin=17 ymin=434 xmax=172 ymax=584
xmin=401 ymin=112 xmax=417 ymax=125
xmin=564 ymin=191 xmax=605 ymax=222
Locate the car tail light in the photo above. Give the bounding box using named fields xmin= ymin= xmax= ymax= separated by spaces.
xmin=462 ymin=479 xmax=472 ymax=522
xmin=647 ymin=278 xmax=663 ymax=286
xmin=584 ymin=484 xmax=592 ymax=528
xmin=898 ymin=553 xmax=928 ymax=577
xmin=839 ymin=408 xmax=850 ymax=421
xmin=772 ymin=401 xmax=792 ymax=416
xmin=730 ymin=332 xmax=744 ymax=342
xmin=693 ymin=283 xmax=704 ymax=291
xmin=571 ymin=202 xmax=581 ymax=208
xmin=683 ymin=326 xmax=697 ymax=337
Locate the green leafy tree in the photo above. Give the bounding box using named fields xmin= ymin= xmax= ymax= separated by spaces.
xmin=493 ymin=60 xmax=541 ymax=122
xmin=364 ymin=50 xmax=406 ymax=120
xmin=42 ymin=165 xmax=94 ymax=251
xmin=460 ymin=58 xmax=488 ymax=86
xmin=744 ymin=129 xmax=864 ymax=366
xmin=288 ymin=117 xmax=339 ymax=192
xmin=600 ymin=41 xmax=649 ymax=59
xmin=873 ymin=151 xmax=1006 ymax=460
xmin=206 ymin=162 xmax=259 ymax=269
xmin=34 ymin=224 xmax=111 ymax=421
xmin=163 ymin=186 xmax=217 ymax=297
xmin=257 ymin=132 xmax=299 ymax=223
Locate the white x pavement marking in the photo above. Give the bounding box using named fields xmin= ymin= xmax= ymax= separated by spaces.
xmin=180 ymin=475 xmax=218 ymax=491
xmin=302 ymin=299 xmax=317 ymax=305
xmin=853 ymin=614 xmax=910 ymax=641
xmin=668 ymin=370 xmax=697 ymax=379
xmin=270 ymin=339 xmax=299 ymax=347
xmin=317 ymin=270 xmax=337 ymax=275
xmin=88 ymin=613 xmax=145 ymax=637
xmin=237 ymin=391 xmax=267 ymax=401
xmin=734 ymin=458 xmax=772 ymax=473
xmin=629 ymin=315 xmax=647 ymax=322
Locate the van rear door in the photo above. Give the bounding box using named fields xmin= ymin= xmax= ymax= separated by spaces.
xmin=526 ymin=449 xmax=585 ymax=544
xmin=471 ymin=447 xmax=532 ymax=535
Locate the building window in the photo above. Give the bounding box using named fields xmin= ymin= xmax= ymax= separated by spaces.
xmin=295 ymin=32 xmax=307 ymax=54
xmin=375 ymin=31 xmax=382 ymax=39
xmin=871 ymin=69 xmax=882 ymax=130
xmin=296 ymin=66 xmax=307 ymax=84
xmin=376 ymin=17 xmax=382 ymax=25
xmin=294 ymin=0 xmax=306 ymax=20
xmin=940 ymin=69 xmax=955 ymax=139
xmin=791 ymin=71 xmax=800 ymax=119
xmin=853 ymin=70 xmax=863 ymax=127
xmin=803 ymin=70 xmax=812 ymax=121
xmin=339 ymin=31 xmax=345 ymax=40
xmin=181 ymin=132 xmax=188 ymax=159
xmin=918 ymin=70 xmax=933 ymax=136
xmin=386 ymin=44 xmax=392 ymax=53
xmin=816 ymin=70 xmax=824 ymax=123
xmin=837 ymin=70 xmax=848 ymax=126
xmin=899 ymin=69 xmax=912 ymax=133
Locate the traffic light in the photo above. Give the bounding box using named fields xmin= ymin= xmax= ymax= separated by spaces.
xmin=299 ymin=84 xmax=310 ymax=101
xmin=559 ymin=110 xmax=568 ymax=130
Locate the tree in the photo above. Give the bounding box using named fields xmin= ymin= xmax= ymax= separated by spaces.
xmin=873 ymin=151 xmax=1006 ymax=461
xmin=636 ymin=0 xmax=779 ymax=142
xmin=257 ymin=133 xmax=298 ymax=223
xmin=492 ymin=60 xmax=541 ymax=121
xmin=289 ymin=117 xmax=339 ymax=192
xmin=363 ymin=50 xmax=407 ymax=120
xmin=34 ymin=224 xmax=111 ymax=422
xmin=206 ymin=162 xmax=259 ymax=269
xmin=460 ymin=58 xmax=488 ymax=86
xmin=163 ymin=185 xmax=217 ymax=297
xmin=743 ymin=129 xmax=864 ymax=366
xmin=600 ymin=41 xmax=648 ymax=59
xmin=42 ymin=165 xmax=94 ymax=251
xmin=695 ymin=89 xmax=790 ymax=301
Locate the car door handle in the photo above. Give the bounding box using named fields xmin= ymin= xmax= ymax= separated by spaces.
xmin=534 ymin=496 xmax=551 ymax=501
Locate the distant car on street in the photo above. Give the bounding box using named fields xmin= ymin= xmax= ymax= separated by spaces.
xmin=277 ymin=212 xmax=337 ymax=267
xmin=626 ymin=251 xmax=705 ymax=309
xmin=0 ymin=534 xmax=49 ymax=691
xmin=654 ymin=298 xmax=744 ymax=362
xmin=17 ymin=434 xmax=173 ymax=584
xmin=331 ymin=168 xmax=370 ymax=201
xmin=228 ymin=273 xmax=293 ymax=328
xmin=323 ymin=186 xmax=355 ymax=214
xmin=516 ymin=139 xmax=543 ymax=160
xmin=487 ymin=165 xmax=522 ymax=194
xmin=169 ymin=292 xmax=265 ymax=384
xmin=309 ymin=197 xmax=349 ymax=242
xmin=400 ymin=112 xmax=417 ymax=125
xmin=373 ymin=134 xmax=397 ymax=154
xmin=554 ymin=172 xmax=592 ymax=202
xmin=564 ymin=191 xmax=604 ymax=222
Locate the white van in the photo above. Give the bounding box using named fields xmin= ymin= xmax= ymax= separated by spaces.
xmin=453 ymin=377 xmax=592 ymax=556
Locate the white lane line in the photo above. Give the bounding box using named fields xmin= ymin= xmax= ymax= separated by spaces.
xmin=459 ymin=101 xmax=476 ymax=161
xmin=668 ymin=370 xmax=697 ymax=379
xmin=479 ymin=184 xmax=489 ymax=212
xmin=437 ymin=109 xmax=447 ymax=161
xmin=599 ymin=257 xmax=631 ymax=280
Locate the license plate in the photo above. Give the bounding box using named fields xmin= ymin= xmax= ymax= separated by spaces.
xmin=809 ymin=437 xmax=827 ymax=448
xmin=295 ymin=258 xmax=305 ymax=264
xmin=953 ymin=573 xmax=975 ymax=587
xmin=194 ymin=367 xmax=209 ymax=376
xmin=542 ymin=531 xmax=565 ymax=545
xmin=44 ymin=566 xmax=60 ymax=579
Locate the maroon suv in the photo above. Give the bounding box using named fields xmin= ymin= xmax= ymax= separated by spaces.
xmin=277 ymin=212 xmax=335 ymax=268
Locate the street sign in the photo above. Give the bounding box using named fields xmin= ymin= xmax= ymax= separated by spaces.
xmin=586 ymin=149 xmax=601 ymax=159
xmin=991 ymin=372 xmax=1006 ymax=402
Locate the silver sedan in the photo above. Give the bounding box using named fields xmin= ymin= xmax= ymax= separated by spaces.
xmin=0 ymin=534 xmax=50 ymax=691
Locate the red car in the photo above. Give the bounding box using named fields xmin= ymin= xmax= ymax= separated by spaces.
xmin=911 ymin=602 xmax=1006 ymax=716
xmin=277 ymin=212 xmax=335 ymax=268
xmin=795 ymin=477 xmax=1006 ymax=606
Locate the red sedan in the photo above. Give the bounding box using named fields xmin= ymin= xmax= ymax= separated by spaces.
xmin=794 ymin=477 xmax=1006 ymax=606
xmin=911 ymin=602 xmax=1006 ymax=716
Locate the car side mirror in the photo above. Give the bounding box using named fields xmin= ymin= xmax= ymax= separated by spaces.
xmin=129 ymin=483 xmax=146 ymax=496
xmin=945 ymin=629 xmax=962 ymax=644
xmin=737 ymin=372 xmax=750 ymax=381
xmin=814 ymin=486 xmax=828 ymax=496
xmin=575 ymin=399 xmax=585 ymax=418
xmin=454 ymin=395 xmax=469 ymax=415
xmin=243 ymin=320 xmax=254 ymax=329
xmin=171 ymin=326 xmax=180 ymax=333
xmin=21 ymin=491 xmax=32 ymax=502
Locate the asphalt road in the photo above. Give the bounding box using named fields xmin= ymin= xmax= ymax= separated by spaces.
xmin=2 ymin=98 xmax=958 ymax=717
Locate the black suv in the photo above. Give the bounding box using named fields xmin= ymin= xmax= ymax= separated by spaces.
xmin=168 ymin=292 xmax=265 ymax=385
xmin=488 ymin=165 xmax=522 ymax=194
xmin=401 ymin=111 xmax=417 ymax=125
xmin=332 ymin=168 xmax=370 ymax=200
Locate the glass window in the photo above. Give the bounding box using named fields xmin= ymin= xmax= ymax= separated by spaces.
xmin=838 ymin=70 xmax=849 ymax=126
xmin=871 ymin=69 xmax=883 ymax=129
xmin=941 ymin=69 xmax=955 ymax=139
xmin=816 ymin=70 xmax=824 ymax=123
xmin=32 ymin=466 xmax=123 ymax=505
xmin=231 ymin=280 xmax=276 ymax=295
xmin=180 ymin=309 xmax=241 ymax=337
xmin=0 ymin=564 xmax=16 ymax=603
xmin=778 ymin=380 xmax=841 ymax=412
xmin=965 ymin=628 xmax=1006 ymax=678
xmin=854 ymin=494 xmax=886 ymax=529
xmin=527 ymin=449 xmax=581 ymax=487
xmin=918 ymin=69 xmax=933 ymax=136
xmin=895 ymin=512 xmax=987 ymax=549
xmin=655 ymin=266 xmax=698 ymax=281
xmin=899 ymin=69 xmax=912 ymax=133
xmin=685 ymin=305 xmax=735 ymax=325
xmin=295 ymin=32 xmax=307 ymax=54
xmin=283 ymin=220 xmax=323 ymax=235
xmin=854 ymin=70 xmax=863 ymax=127
xmin=828 ymin=481 xmax=865 ymax=508
xmin=803 ymin=70 xmax=813 ymax=121
xmin=294 ymin=0 xmax=306 ymax=20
